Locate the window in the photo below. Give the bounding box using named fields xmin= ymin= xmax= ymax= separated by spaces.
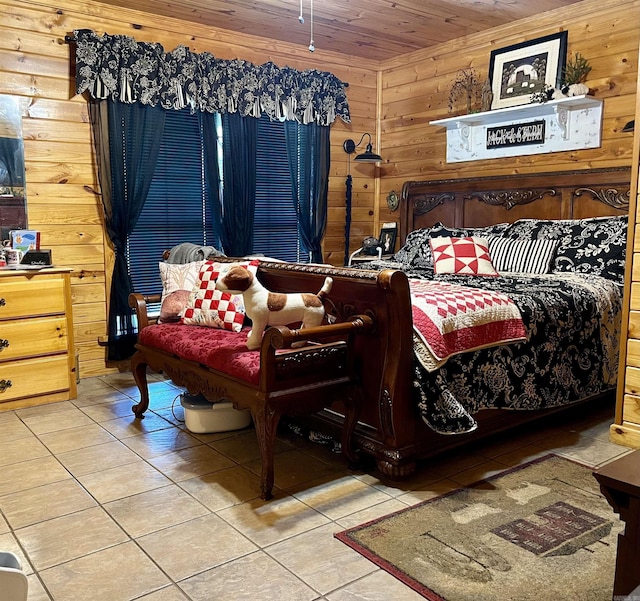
xmin=252 ymin=115 xmax=309 ymax=263
xmin=127 ymin=111 xmax=308 ymax=298
xmin=127 ymin=109 xmax=217 ymax=296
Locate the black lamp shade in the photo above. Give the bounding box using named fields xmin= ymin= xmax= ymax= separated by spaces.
xmin=343 ymin=133 xmax=382 ymax=163
xmin=355 ymin=143 xmax=382 ymax=163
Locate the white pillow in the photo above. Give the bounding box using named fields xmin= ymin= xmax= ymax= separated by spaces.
xmin=158 ymin=261 xmax=205 ymax=322
xmin=159 ymin=261 xmax=205 ymax=302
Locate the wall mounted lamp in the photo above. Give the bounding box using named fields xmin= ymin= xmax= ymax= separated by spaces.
xmin=343 ymin=133 xmax=383 ymax=163
xmin=342 ymin=132 xmax=382 ymax=265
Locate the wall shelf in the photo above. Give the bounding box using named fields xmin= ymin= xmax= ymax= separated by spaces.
xmin=430 ymin=95 xmax=603 ymax=163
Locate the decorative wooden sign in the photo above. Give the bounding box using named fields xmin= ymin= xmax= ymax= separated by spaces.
xmin=486 ymin=120 xmax=546 ymax=149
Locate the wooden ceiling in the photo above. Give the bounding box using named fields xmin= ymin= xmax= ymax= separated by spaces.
xmin=95 ymin=0 xmax=585 ymax=62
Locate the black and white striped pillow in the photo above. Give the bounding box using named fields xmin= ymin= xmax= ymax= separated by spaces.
xmin=487 ymin=237 xmax=559 ymax=274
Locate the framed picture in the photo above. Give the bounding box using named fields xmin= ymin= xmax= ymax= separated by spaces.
xmin=488 ymin=31 xmax=568 ymax=110
xmin=378 ymin=226 xmax=397 ymax=255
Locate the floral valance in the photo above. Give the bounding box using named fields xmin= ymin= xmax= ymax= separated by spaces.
xmin=72 ymin=29 xmax=350 ymax=125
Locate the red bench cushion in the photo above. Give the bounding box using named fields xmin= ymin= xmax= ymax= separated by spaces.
xmin=138 ymin=323 xmax=261 ymax=385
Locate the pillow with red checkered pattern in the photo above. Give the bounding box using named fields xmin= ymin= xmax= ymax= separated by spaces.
xmin=182 ymin=260 xmax=259 ymax=331
xmin=430 ymin=236 xmax=499 ymax=276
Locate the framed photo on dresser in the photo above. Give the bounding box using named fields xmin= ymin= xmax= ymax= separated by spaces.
xmin=378 ymin=222 xmax=398 ymax=255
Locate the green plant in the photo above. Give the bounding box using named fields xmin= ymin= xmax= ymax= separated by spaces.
xmin=563 ymin=52 xmax=592 ymax=85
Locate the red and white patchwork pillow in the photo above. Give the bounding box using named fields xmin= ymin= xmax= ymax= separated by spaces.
xmin=430 ymin=237 xmax=499 ymax=276
xmin=182 ymin=260 xmax=259 ymax=331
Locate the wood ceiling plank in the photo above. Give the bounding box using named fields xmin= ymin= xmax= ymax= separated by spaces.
xmin=38 ymin=0 xmax=585 ymax=61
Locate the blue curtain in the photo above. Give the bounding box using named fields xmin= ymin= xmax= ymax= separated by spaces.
xmin=96 ymin=99 xmax=166 ymax=361
xmin=284 ymin=121 xmax=330 ymax=263
xmin=219 ymin=112 xmax=257 ymax=256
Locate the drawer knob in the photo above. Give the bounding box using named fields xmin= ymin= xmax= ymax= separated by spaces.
xmin=0 ymin=379 xmax=12 ymax=393
xmin=0 ymin=339 xmax=8 ymax=351
xmin=0 ymin=298 xmax=5 ymax=307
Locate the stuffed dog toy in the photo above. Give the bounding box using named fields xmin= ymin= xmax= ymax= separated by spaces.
xmin=216 ymin=265 xmax=333 ymax=350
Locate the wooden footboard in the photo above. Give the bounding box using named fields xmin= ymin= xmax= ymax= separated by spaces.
xmin=132 ymin=259 xmax=430 ymax=480
xmin=252 ymin=261 xmax=424 ymax=476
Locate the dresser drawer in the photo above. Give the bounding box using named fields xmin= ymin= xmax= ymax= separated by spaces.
xmin=0 ymin=278 xmax=66 ymax=319
xmin=0 ymin=317 xmax=69 ymax=361
xmin=623 ymin=394 xmax=640 ymax=425
xmin=0 ymin=355 xmax=71 ymax=402
xmin=0 ymin=269 xmax=76 ymax=409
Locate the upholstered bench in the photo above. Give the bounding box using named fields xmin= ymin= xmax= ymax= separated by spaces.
xmin=128 ymin=291 xmax=374 ymax=500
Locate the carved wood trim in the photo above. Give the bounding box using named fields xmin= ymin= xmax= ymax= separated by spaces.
xmin=159 ymin=362 xmax=231 ymax=400
xmin=233 ymin=258 xmax=380 ymax=280
xmin=276 ymin=345 xmax=347 ymax=377
xmin=464 ymin=188 xmax=557 ymax=210
xmin=379 ymin=388 xmax=395 ymax=440
xmin=401 ymin=167 xmax=631 ymax=193
xmin=573 ymin=186 xmax=631 ymax=210
xmin=322 ymin=300 xmax=377 ymax=326
xmin=412 ymin=193 xmax=454 ymax=216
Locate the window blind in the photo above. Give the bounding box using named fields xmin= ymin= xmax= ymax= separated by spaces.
xmin=127 ymin=110 xmax=308 ymax=299
xmin=127 ymin=109 xmax=215 ymax=296
xmin=253 ymin=115 xmax=309 ymax=263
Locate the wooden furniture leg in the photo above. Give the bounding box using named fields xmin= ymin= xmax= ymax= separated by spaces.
xmin=130 ymin=351 xmax=150 ymax=417
xmin=340 ymin=387 xmax=362 ymax=468
xmin=251 ymin=405 xmax=281 ymax=501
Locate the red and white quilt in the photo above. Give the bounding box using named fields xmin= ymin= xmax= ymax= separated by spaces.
xmin=410 ymin=279 xmax=527 ymax=371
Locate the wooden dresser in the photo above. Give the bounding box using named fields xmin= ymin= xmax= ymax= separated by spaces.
xmin=0 ymin=268 xmax=77 ymax=410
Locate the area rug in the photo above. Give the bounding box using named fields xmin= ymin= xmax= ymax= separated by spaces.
xmin=335 ymin=454 xmax=621 ymax=601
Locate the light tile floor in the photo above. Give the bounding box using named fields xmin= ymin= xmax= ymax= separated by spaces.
xmin=0 ymin=373 xmax=633 ymax=601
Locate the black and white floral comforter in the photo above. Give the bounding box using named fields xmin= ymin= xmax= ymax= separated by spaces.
xmin=356 ymin=214 xmax=626 ymax=435
xmin=408 ymin=269 xmax=621 ymax=434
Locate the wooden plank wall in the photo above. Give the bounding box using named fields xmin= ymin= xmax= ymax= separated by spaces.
xmin=0 ymin=0 xmax=378 ymax=377
xmin=376 ymin=0 xmax=640 ymax=227
xmin=1 ymin=0 xmax=639 ymax=379
xmin=614 ymin=38 xmax=640 ymax=447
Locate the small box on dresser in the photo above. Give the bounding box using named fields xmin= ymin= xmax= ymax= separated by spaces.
xmin=0 ymin=268 xmax=77 ymax=410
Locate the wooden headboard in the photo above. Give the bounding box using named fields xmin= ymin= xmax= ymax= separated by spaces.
xmin=398 ymin=167 xmax=631 ymax=245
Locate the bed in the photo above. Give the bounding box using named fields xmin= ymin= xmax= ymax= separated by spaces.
xmin=299 ymin=167 xmax=631 ymax=478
